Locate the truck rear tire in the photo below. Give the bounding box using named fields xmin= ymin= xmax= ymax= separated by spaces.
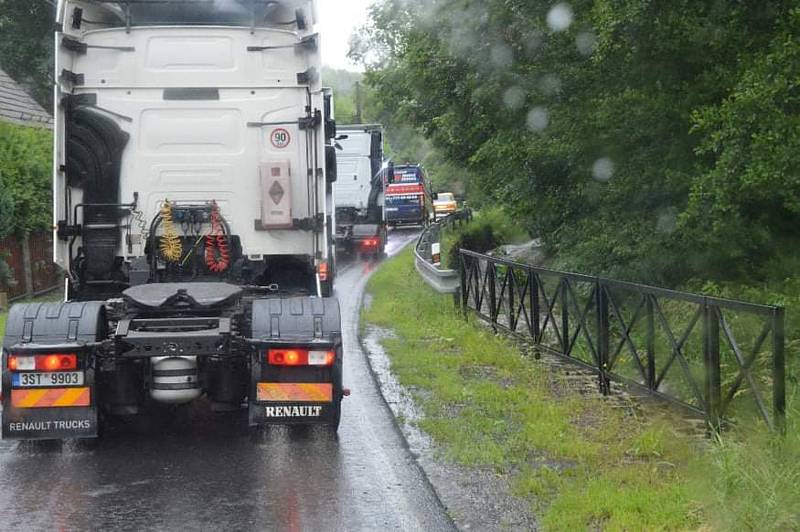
xmin=328 ymin=349 xmax=343 ymax=430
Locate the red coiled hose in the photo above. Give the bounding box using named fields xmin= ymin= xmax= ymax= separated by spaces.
xmin=205 ymin=201 xmax=230 ymax=273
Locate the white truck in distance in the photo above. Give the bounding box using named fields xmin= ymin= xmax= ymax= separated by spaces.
xmin=1 ymin=0 xmax=346 ymax=440
xmin=333 ymin=124 xmax=387 ymax=257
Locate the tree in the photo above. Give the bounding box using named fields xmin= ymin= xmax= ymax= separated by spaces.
xmin=0 ymin=0 xmax=55 ymax=109
xmin=357 ymin=0 xmax=799 ymax=285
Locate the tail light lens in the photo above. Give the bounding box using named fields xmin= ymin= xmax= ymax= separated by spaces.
xmin=267 ymin=349 xmax=335 ymax=366
xmin=318 ymin=261 xmax=329 ymax=281
xmin=7 ymin=353 xmax=77 ymax=371
xmin=42 ymin=354 xmax=78 ymax=371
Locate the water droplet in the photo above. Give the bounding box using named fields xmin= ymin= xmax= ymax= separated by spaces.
xmin=657 ymin=208 xmax=678 ymax=234
xmin=547 ymin=3 xmax=574 ymax=33
xmin=592 ymin=157 xmax=615 ymax=181
xmin=576 ymin=31 xmax=597 ymax=56
xmin=525 ymin=28 xmax=545 ymax=54
xmin=490 ymin=44 xmax=514 ymax=69
xmin=503 ymin=87 xmax=526 ymax=110
xmin=540 ymin=75 xmax=562 ymax=96
xmin=527 ymin=107 xmax=550 ymax=131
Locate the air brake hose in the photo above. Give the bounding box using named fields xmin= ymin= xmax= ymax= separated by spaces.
xmin=159 ymin=200 xmax=183 ymax=262
xmin=205 ymin=201 xmax=230 ymax=273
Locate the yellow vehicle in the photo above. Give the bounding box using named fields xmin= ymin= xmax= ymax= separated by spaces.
xmin=433 ymin=192 xmax=458 ymax=219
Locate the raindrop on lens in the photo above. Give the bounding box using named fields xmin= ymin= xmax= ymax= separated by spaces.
xmin=540 ymin=75 xmax=562 ymax=96
xmin=527 ymin=107 xmax=550 ymax=131
xmin=503 ymin=87 xmax=526 ymax=110
xmin=490 ymin=44 xmax=514 ymax=68
xmin=547 ymin=3 xmax=574 ymax=32
xmin=576 ymin=31 xmax=597 ymax=56
xmin=592 ymin=158 xmax=615 ymax=181
xmin=657 ymin=208 xmax=678 ymax=234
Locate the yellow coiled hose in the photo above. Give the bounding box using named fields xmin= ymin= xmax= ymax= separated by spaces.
xmin=159 ymin=200 xmax=183 ymax=262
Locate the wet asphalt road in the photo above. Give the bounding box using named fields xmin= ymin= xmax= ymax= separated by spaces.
xmin=0 ymin=228 xmax=456 ymax=531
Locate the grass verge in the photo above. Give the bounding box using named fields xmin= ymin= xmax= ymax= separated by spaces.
xmin=364 ymin=248 xmax=701 ymax=530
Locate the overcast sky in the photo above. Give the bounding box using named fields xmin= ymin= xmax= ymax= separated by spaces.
xmin=317 ymin=0 xmax=374 ymax=71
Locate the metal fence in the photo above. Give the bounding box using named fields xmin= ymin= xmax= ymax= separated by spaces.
xmin=459 ymin=249 xmax=786 ymax=431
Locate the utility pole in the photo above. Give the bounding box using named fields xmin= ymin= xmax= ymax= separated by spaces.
xmin=355 ymin=81 xmax=363 ymax=124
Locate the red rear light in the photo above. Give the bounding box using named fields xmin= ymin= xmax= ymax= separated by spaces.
xmin=7 ymin=353 xmax=77 ymax=371
xmin=267 ymin=349 xmax=335 ymax=366
xmin=269 ymin=349 xmax=307 ymax=366
xmin=41 ymin=354 xmax=77 ymax=371
xmin=318 ymin=261 xmax=329 ymax=281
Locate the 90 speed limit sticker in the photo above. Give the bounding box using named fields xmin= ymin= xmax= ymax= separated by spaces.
xmin=270 ymin=128 xmax=291 ymax=149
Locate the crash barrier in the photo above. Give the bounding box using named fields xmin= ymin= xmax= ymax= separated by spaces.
xmin=413 ymin=210 xmax=472 ymax=295
xmin=459 ymin=249 xmax=786 ymax=432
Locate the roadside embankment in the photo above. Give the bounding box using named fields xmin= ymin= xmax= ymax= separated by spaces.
xmin=363 ymin=247 xmax=702 ymax=530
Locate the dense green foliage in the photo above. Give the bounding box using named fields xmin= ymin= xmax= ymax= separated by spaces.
xmin=0 ymin=121 xmax=53 ymax=236
xmin=358 ymin=0 xmax=800 ymax=286
xmin=0 ymin=174 xmax=13 ymax=288
xmin=0 ymin=0 xmax=55 ymax=108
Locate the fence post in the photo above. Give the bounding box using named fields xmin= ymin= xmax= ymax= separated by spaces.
xmin=488 ymin=261 xmax=497 ymax=330
xmin=703 ymin=302 xmax=722 ymax=431
xmin=773 ymin=306 xmax=786 ymax=433
xmin=646 ymin=295 xmax=656 ymax=390
xmin=21 ymin=234 xmax=34 ymax=297
xmin=459 ymin=252 xmax=468 ymax=318
xmin=530 ymin=271 xmax=540 ymax=342
xmin=561 ymin=278 xmax=569 ymax=355
xmin=596 ymin=281 xmax=610 ymax=395
xmin=507 ymin=268 xmax=515 ymax=331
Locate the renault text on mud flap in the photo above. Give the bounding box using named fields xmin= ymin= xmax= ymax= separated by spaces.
xmin=7 ymin=420 xmax=92 ymax=432
xmin=265 ymin=406 xmax=324 ymax=417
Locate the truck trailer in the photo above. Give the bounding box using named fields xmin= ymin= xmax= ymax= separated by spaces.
xmin=1 ymin=0 xmax=346 ymax=440
xmin=385 ymin=164 xmax=431 ymax=227
xmin=333 ymin=124 xmax=387 ymax=257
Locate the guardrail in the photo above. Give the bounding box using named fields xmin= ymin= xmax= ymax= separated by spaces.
xmin=413 ymin=210 xmax=471 ymax=295
xmin=459 ymin=249 xmax=787 ymax=432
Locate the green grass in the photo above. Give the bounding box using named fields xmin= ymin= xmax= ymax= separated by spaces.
xmin=364 ymin=248 xmax=701 ymax=530
xmin=436 ymin=214 xmax=800 ymax=529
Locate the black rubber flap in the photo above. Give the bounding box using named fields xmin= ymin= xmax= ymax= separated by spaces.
xmin=123 ymin=283 xmax=243 ymax=310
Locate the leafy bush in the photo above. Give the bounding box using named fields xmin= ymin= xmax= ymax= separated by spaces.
xmin=442 ymin=207 xmax=529 ymax=268
xmin=0 ymin=174 xmax=15 ymax=289
xmin=0 ymin=121 xmax=53 ymax=236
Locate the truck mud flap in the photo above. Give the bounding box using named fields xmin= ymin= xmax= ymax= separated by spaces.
xmin=2 ymin=301 xmax=106 ymax=440
xmin=2 ymin=405 xmax=98 ymax=440
xmin=248 ymin=297 xmax=343 ymax=427
xmin=249 ymin=382 xmax=336 ymax=425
